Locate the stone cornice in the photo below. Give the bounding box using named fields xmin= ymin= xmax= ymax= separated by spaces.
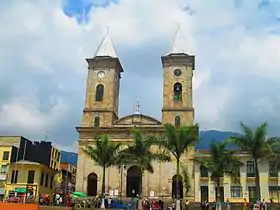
xmin=162 ymin=107 xmax=194 ymax=111
xmin=161 ymin=54 xmax=195 ymax=70
xmin=86 ymin=56 xmax=123 ymax=74
xmin=76 ymin=126 xmax=165 ymax=136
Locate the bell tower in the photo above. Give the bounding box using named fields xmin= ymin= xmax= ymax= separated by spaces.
xmin=161 ymin=27 xmax=195 ymax=126
xmin=82 ymin=31 xmax=123 ymax=127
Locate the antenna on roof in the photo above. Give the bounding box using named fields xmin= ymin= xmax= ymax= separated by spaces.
xmin=44 ymin=132 xmax=49 ymax=141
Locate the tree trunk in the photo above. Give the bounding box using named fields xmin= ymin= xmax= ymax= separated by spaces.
xmin=101 ymin=165 xmax=106 ymax=209
xmin=254 ymin=158 xmax=261 ymax=201
xmin=137 ymin=170 xmax=143 ymax=210
xmin=139 ymin=170 xmax=143 ymax=196
xmin=176 ymin=158 xmax=181 ymax=210
xmin=216 ymin=178 xmax=221 ymax=210
xmin=102 ymin=165 xmax=106 ymax=194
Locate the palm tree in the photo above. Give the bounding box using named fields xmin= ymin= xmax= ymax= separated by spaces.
xmin=119 ymin=128 xmax=170 ymax=196
xmin=230 ymin=122 xmax=279 ymax=201
xmin=159 ymin=123 xmax=199 ymax=210
xmin=196 ymin=140 xmax=243 ymax=209
xmin=83 ymin=134 xmax=123 ymax=208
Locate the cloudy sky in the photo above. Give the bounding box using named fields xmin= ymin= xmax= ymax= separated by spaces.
xmin=0 ymin=0 xmax=280 ymax=152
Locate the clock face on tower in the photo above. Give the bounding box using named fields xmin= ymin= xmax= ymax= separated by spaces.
xmin=97 ymin=71 xmax=105 ymax=78
xmin=174 ymin=69 xmax=182 ymax=77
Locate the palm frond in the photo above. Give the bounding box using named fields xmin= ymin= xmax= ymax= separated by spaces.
xmin=195 ymin=140 xmax=243 ymax=184
xmin=120 ymin=128 xmax=171 ymax=174
xmin=162 ymin=124 xmax=199 ymax=159
xmin=83 ymin=134 xmax=123 ymax=168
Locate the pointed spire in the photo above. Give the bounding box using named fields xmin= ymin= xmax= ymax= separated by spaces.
xmin=168 ymin=24 xmax=189 ymax=55
xmin=94 ymin=27 xmax=117 ymax=58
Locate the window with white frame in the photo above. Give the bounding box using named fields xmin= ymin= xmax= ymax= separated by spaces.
xmin=0 ymin=165 xmax=7 ymax=173
xmin=246 ymin=161 xmax=255 ymax=177
xmin=231 ymin=186 xmax=242 ymax=197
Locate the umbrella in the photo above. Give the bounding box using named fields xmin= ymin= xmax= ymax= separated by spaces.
xmin=71 ymin=192 xmax=86 ymax=197
xmin=70 ymin=194 xmax=77 ymax=198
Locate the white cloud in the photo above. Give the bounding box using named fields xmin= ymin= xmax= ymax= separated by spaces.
xmin=0 ymin=0 xmax=280 ymax=147
xmin=0 ymin=95 xmax=69 ymax=133
xmin=237 ymin=34 xmax=280 ymax=78
xmin=0 ymin=1 xmax=86 ymax=138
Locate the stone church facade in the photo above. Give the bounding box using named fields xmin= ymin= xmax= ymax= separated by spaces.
xmin=75 ymin=29 xmax=196 ymax=199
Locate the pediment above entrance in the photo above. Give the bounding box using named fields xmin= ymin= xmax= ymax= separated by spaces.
xmin=113 ymin=114 xmax=161 ymax=127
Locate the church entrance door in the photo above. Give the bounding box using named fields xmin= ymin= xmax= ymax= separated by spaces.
xmin=172 ymin=175 xmax=183 ymax=198
xmin=126 ymin=166 xmax=141 ymax=197
xmin=87 ymin=173 xmax=98 ymax=196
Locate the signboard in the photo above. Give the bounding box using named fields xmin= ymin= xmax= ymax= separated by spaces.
xmin=0 ymin=188 xmax=5 ymax=195
xmin=109 ymin=190 xmax=114 ymax=196
xmin=26 ymin=185 xmax=37 ymax=196
xmin=0 ymin=174 xmax=7 ymax=181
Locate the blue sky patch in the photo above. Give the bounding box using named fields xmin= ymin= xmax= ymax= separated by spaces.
xmin=63 ymin=0 xmax=119 ymax=23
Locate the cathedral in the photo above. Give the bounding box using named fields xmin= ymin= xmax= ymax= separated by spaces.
xmin=75 ymin=28 xmax=196 ymax=200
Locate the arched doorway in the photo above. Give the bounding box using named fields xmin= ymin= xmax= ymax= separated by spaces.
xmin=126 ymin=166 xmax=141 ymax=197
xmin=87 ymin=173 xmax=98 ymax=196
xmin=172 ymin=175 xmax=183 ymax=198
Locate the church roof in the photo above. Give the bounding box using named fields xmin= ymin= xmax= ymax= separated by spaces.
xmin=168 ymin=25 xmax=189 ymax=55
xmin=94 ymin=31 xmax=117 ymax=58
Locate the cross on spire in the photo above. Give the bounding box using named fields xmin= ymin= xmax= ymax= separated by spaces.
xmin=134 ymin=101 xmax=141 ymax=115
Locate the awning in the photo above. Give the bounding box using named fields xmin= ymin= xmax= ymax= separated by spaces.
xmin=15 ymin=188 xmax=26 ymax=193
xmin=71 ymin=192 xmax=86 ymax=197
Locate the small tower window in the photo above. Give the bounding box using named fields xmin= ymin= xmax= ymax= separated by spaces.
xmin=94 ymin=116 xmax=100 ymax=127
xmin=175 ymin=116 xmax=181 ymax=127
xmin=95 ymin=84 xmax=104 ymax=101
xmin=173 ymin=83 xmax=182 ymax=101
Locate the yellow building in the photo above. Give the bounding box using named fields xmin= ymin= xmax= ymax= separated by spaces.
xmin=5 ymin=160 xmax=58 ymax=198
xmin=194 ymin=150 xmax=280 ymax=203
xmin=50 ymin=147 xmax=61 ymax=171
xmin=0 ymin=136 xmax=27 ymax=148
xmin=0 ymin=145 xmax=18 ymax=197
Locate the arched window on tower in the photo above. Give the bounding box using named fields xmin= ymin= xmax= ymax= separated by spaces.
xmin=95 ymin=84 xmax=104 ymax=101
xmin=94 ymin=116 xmax=100 ymax=127
xmin=173 ymin=83 xmax=182 ymax=101
xmin=175 ymin=116 xmax=181 ymax=127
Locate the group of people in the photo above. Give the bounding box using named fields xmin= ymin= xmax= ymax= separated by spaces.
xmin=199 ymin=198 xmax=268 ymax=210
xmin=252 ymin=199 xmax=268 ymax=210
xmin=142 ymin=199 xmax=164 ymax=210
xmin=38 ymin=192 xmax=71 ymax=206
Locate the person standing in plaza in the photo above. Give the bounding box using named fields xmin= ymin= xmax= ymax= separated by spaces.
xmin=225 ymin=199 xmax=231 ymax=210
xmin=243 ymin=199 xmax=249 ymax=210
xmin=184 ymin=199 xmax=189 ymax=210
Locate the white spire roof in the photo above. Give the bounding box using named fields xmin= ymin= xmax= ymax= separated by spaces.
xmin=94 ymin=29 xmax=117 ymax=58
xmin=168 ymin=25 xmax=188 ymax=55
